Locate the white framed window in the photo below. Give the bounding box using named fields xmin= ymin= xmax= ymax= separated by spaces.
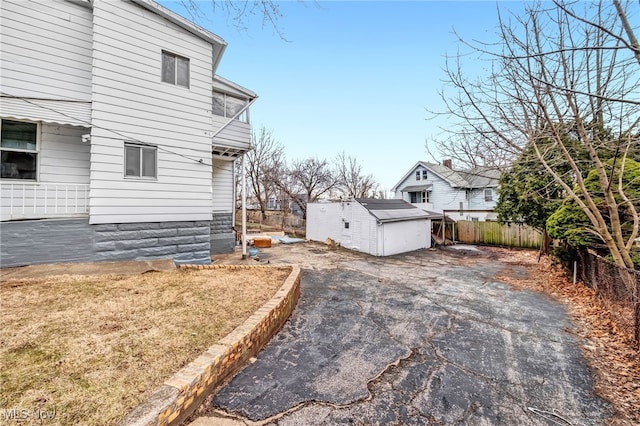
xmin=409 ymin=191 xmax=427 ymax=204
xmin=161 ymin=50 xmax=190 ymax=88
xmin=415 ymin=171 xmax=420 ymax=181
xmin=1 ymin=119 xmax=38 ymax=180
xmin=125 ymin=143 xmax=157 ymax=179
xmin=212 ymin=91 xmax=248 ymax=122
xmin=484 ymin=188 xmax=493 ymax=202
xmin=422 ymin=170 xmax=427 ymax=179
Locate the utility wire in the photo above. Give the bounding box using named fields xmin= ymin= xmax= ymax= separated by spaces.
xmin=1 ymin=92 xmax=247 ymax=169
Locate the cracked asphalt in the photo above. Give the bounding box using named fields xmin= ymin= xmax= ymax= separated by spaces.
xmin=196 ymin=243 xmax=612 ymax=425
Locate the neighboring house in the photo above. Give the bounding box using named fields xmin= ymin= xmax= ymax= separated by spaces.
xmin=391 ymin=160 xmax=501 ymax=221
xmin=306 ymin=199 xmax=432 ymax=256
xmin=0 ymin=0 xmax=256 ymax=267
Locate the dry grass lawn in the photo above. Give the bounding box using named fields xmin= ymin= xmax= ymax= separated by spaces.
xmin=0 ymin=266 xmax=291 ymax=425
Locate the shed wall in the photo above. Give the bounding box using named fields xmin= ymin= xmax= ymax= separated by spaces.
xmin=379 ymin=219 xmax=431 ymax=256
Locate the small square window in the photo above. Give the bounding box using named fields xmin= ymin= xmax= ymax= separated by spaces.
xmin=344 ymin=222 xmax=350 ymax=229
xmin=162 ymin=51 xmax=189 ymax=88
xmin=125 ymin=143 xmax=157 ymax=178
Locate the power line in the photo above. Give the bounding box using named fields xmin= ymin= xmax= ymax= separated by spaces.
xmin=1 ymin=92 xmax=248 ymax=169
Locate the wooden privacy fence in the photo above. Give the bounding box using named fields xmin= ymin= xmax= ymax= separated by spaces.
xmin=455 ymin=221 xmax=542 ymax=249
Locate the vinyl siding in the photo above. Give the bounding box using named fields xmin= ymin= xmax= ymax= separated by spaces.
xmin=39 ymin=124 xmax=90 ymax=183
xmin=394 ymin=165 xmax=468 ymax=215
xmin=468 ymin=188 xmax=497 ymax=210
xmin=0 ymin=0 xmax=93 ymax=101
xmin=212 ymin=158 xmax=234 ymax=213
xmin=89 ymin=0 xmax=214 ymax=224
xmin=212 ymin=116 xmax=251 ymax=152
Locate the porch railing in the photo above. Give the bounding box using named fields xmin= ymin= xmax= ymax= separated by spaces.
xmin=1 ymin=182 xmax=89 ymax=221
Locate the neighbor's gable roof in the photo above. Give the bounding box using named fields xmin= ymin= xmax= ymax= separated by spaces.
xmin=458 ymin=167 xmax=501 ymax=188
xmin=391 ymin=161 xmax=500 ymax=192
xmin=355 ymin=199 xmax=430 ymax=223
xmin=131 ymin=0 xmax=227 ymax=72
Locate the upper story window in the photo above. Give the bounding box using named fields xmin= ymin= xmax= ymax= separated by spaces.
xmin=212 ymin=91 xmax=248 ymax=122
xmin=415 ymin=169 xmax=427 ymax=181
xmin=1 ymin=119 xmax=38 ymax=180
xmin=162 ymin=51 xmax=189 ymax=88
xmin=422 ymin=170 xmax=427 ymax=179
xmin=409 ymin=191 xmax=429 ymax=204
xmin=125 ymin=143 xmax=157 ymax=179
xmin=415 ymin=171 xmax=420 ymax=181
xmin=484 ymin=188 xmax=493 ymax=202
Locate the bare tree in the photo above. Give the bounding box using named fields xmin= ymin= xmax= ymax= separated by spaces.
xmin=246 ymin=127 xmax=284 ymax=220
xmin=178 ymin=0 xmax=290 ymax=39
xmin=334 ymin=152 xmax=379 ymax=199
xmin=433 ymin=1 xmax=640 ymax=270
xmin=277 ymin=157 xmax=337 ymax=219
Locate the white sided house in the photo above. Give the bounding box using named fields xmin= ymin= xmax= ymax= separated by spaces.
xmin=307 ymin=199 xmax=432 ymax=256
xmin=392 ymin=161 xmax=501 ymax=222
xmin=0 ymin=0 xmax=256 ymax=267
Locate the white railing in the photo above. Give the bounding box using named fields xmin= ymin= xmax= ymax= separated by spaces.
xmin=1 ymin=182 xmax=89 ymax=221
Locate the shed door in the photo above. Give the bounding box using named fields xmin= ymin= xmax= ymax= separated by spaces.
xmin=382 ymin=220 xmax=428 ymax=256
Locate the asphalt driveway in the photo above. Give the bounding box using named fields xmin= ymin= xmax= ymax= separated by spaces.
xmin=201 ymin=244 xmax=611 ymax=425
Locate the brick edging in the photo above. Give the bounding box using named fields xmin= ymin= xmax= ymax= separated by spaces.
xmin=118 ymin=264 xmax=302 ymax=426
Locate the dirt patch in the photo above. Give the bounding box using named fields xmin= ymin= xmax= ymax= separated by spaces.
xmin=0 ymin=267 xmax=291 ymax=426
xmin=489 ymin=247 xmax=640 ymax=425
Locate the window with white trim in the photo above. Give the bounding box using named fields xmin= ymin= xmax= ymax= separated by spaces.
xmin=161 ymin=50 xmax=190 ymax=88
xmin=409 ymin=191 xmax=428 ymax=204
xmin=125 ymin=143 xmax=157 ymax=178
xmin=212 ymin=91 xmax=248 ymax=122
xmin=422 ymin=170 xmax=427 ymax=179
xmin=484 ymin=188 xmax=493 ymax=202
xmin=1 ymin=119 xmax=38 ymax=180
xmin=415 ymin=171 xmax=420 ymax=181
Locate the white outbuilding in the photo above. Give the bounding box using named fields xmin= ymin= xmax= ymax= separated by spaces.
xmin=306 ymin=198 xmax=432 ymax=256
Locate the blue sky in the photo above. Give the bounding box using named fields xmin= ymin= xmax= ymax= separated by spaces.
xmin=164 ymin=1 xmax=527 ymax=192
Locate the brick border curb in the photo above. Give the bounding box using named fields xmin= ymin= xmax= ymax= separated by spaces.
xmin=118 ymin=264 xmax=301 ymax=426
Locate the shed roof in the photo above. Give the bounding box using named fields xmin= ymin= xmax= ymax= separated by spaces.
xmin=355 ymin=199 xmax=430 ymax=223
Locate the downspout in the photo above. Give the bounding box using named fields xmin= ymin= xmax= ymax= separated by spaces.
xmin=210 ymin=96 xmax=259 ymax=140
xmin=241 ymin=153 xmax=247 ymax=259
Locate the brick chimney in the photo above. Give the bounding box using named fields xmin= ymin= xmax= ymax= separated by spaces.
xmin=443 ymin=159 xmax=452 ymax=169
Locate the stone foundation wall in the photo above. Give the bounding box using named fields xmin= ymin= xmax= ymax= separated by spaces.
xmin=94 ymin=221 xmax=211 ymax=265
xmin=210 ymin=213 xmax=234 ymax=254
xmin=0 ymin=219 xmax=213 ymax=267
xmin=0 ymin=219 xmax=94 ymax=268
